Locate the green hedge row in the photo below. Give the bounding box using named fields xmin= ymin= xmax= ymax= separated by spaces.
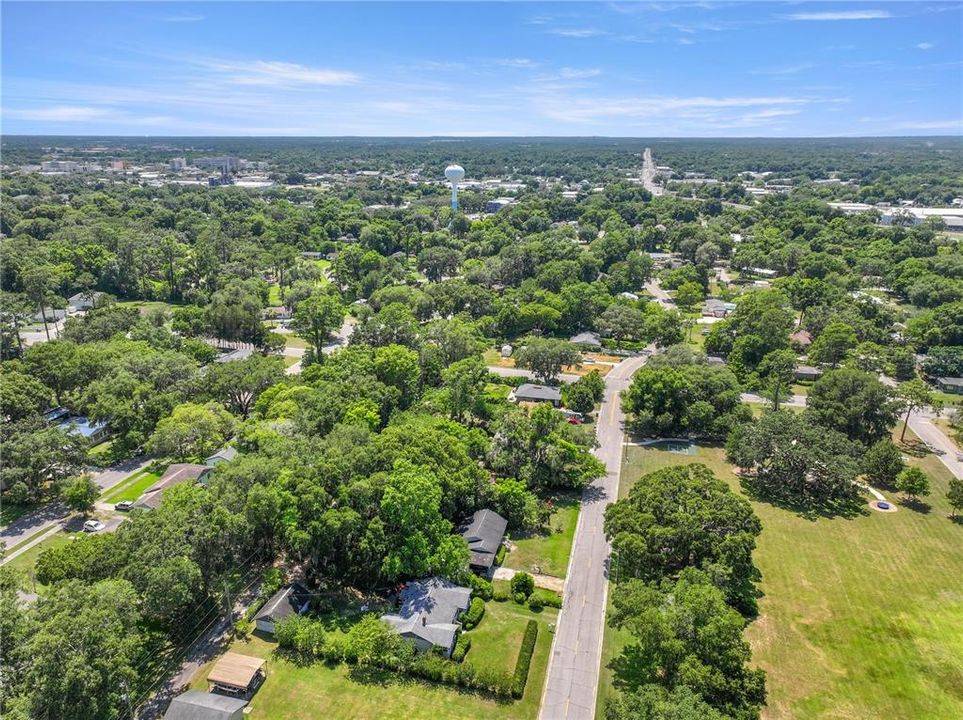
xmin=452 ymin=633 xmax=472 ymax=662
xmin=460 ymin=597 xmax=486 ymax=629
xmin=511 ymin=620 xmax=539 ymax=698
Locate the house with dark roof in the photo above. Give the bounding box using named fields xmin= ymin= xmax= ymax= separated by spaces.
xmin=132 ymin=464 xmax=208 ymax=511
xmin=205 ymin=447 xmax=238 ymax=467
xmin=254 ymin=583 xmax=311 ymax=635
xmin=936 ymin=377 xmax=963 ymax=394
xmin=215 ymin=348 xmax=255 ymax=363
xmin=793 ymin=365 xmax=824 ymax=382
xmin=381 ymin=577 xmax=471 ymax=657
xmin=460 ymin=509 xmax=508 ymax=574
xmin=569 ymin=330 xmax=602 ymax=348
xmin=163 ymin=691 xmax=247 ymax=720
xmin=509 ymin=383 xmax=562 ymax=407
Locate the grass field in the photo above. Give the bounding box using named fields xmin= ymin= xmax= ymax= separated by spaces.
xmin=268 ymin=284 xmax=283 ymax=306
xmin=190 ymin=601 xmax=557 ymax=720
xmin=4 ymin=532 xmax=75 ymax=592
xmin=115 ymin=300 xmax=178 ymax=316
xmin=285 ymin=335 xmax=307 ymax=349
xmin=505 ymin=494 xmax=580 ymax=578
xmin=597 ymin=435 xmax=963 ymax=720
xmin=100 ymin=467 xmax=165 ymax=504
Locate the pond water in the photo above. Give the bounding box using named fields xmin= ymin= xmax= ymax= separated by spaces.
xmin=645 ymin=440 xmax=696 ymax=455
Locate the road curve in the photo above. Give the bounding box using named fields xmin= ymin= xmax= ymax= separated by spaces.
xmin=538 ymin=354 xmax=647 ymax=720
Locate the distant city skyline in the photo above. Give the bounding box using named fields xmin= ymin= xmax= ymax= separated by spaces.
xmin=2 ymin=1 xmax=961 ymax=137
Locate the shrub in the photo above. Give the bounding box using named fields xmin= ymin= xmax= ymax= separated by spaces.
xmin=233 ymin=618 xmax=254 ymax=638
xmin=460 ymin=597 xmax=486 ymax=630
xmin=527 ymin=595 xmax=543 ymax=612
xmin=467 ymin=573 xmax=493 ymax=601
xmin=493 ymin=588 xmax=510 ymax=602
xmin=495 ymin=544 xmax=507 ymax=566
xmin=510 ymin=572 xmax=535 ymax=598
xmin=452 ymin=633 xmax=472 ymax=662
xmin=513 ymin=592 xmax=528 ymax=605
xmin=533 ymin=589 xmax=562 ymax=609
xmin=512 ymin=620 xmax=539 ymax=698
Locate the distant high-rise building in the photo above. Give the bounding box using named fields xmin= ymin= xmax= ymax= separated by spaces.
xmin=192 ymin=156 xmax=239 ymax=173
xmin=169 ymin=157 xmax=186 ymax=171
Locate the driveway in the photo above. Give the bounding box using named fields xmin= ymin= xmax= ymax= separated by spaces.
xmin=538 ymin=353 xmax=648 ymax=720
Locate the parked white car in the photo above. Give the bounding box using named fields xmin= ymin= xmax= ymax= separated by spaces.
xmin=83 ymin=520 xmax=105 ymax=533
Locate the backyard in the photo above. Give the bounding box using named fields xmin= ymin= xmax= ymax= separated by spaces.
xmin=597 ymin=435 xmax=963 ymax=720
xmin=190 ymin=600 xmax=557 ymax=720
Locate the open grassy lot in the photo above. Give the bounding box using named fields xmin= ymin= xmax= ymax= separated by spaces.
xmin=100 ymin=467 xmax=165 ymax=504
xmin=505 ymin=494 xmax=580 ymax=578
xmin=268 ymin=284 xmax=283 ymax=306
xmin=115 ymin=300 xmax=178 ymax=316
xmin=191 ymin=601 xmax=557 ymax=720
xmin=285 ymin=334 xmax=307 ymax=349
xmin=598 ymin=435 xmax=963 ymax=720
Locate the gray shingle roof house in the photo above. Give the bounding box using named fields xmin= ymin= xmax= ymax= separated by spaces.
xmin=215 ymin=348 xmax=255 ymax=363
xmin=509 ymin=383 xmax=562 ymax=407
xmin=163 ymin=690 xmax=247 ymax=720
xmin=460 ymin=509 xmax=508 ymax=572
xmin=254 ymin=583 xmax=311 ymax=635
xmin=381 ymin=577 xmax=471 ymax=657
xmin=205 ymin=446 xmax=238 ymax=467
xmin=793 ymin=365 xmax=824 ymax=382
xmin=569 ymin=330 xmax=602 ymax=348
xmin=132 ymin=464 xmax=208 ymax=511
xmin=936 ymin=377 xmax=963 ymax=394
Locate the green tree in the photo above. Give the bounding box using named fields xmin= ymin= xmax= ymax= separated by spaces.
xmin=378 ymin=460 xmax=462 ymax=582
xmin=346 ymin=615 xmax=408 ymax=666
xmin=373 ymin=344 xmax=421 ymax=409
xmin=491 ymin=479 xmax=540 ymax=532
xmin=947 ymin=478 xmax=963 ymax=518
xmin=146 ymin=401 xmax=236 ymax=460
xmin=895 ymin=467 xmax=930 ymax=500
xmin=726 ymin=411 xmax=862 ymax=507
xmin=0 ymin=369 xmax=52 ymax=421
xmin=16 ymin=579 xmax=144 ymax=720
xmin=441 ymin=356 xmax=490 ymax=423
xmin=596 ymin=304 xmax=646 ymax=346
xmin=896 ymin=378 xmax=937 ymax=443
xmin=207 ymin=354 xmax=285 ymax=418
xmin=291 ymin=293 xmax=345 ymax=357
xmin=23 ymin=340 xmax=84 ymax=405
xmin=606 ymin=686 xmax=727 ymax=720
xmin=510 ymin=571 xmax=535 ymax=598
xmin=673 ymin=281 xmax=704 ymax=310
xmin=60 ymin=473 xmax=99 ymax=516
xmin=514 ymin=338 xmax=582 ymax=383
xmin=757 ymin=348 xmax=797 ymax=411
xmin=862 ymin=439 xmax=905 ymax=487
xmin=605 ymin=464 xmax=761 ymax=613
xmin=563 ymin=382 xmax=596 ymax=415
xmin=808 ymin=322 xmax=858 ymax=367
xmin=1 ymin=423 xmax=89 ymax=503
xmin=807 ymin=369 xmax=901 ymax=446
xmin=609 ymin=570 xmax=766 ymax=719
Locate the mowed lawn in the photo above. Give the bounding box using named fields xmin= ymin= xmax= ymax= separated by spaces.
xmin=101 ymin=465 xmax=166 ymax=504
xmin=598 ymin=437 xmax=963 ymax=720
xmin=191 ymin=601 xmax=557 ymax=720
xmin=505 ymin=494 xmax=580 ymax=578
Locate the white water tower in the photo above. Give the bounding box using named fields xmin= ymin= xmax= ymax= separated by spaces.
xmin=445 ymin=164 xmax=465 ymax=211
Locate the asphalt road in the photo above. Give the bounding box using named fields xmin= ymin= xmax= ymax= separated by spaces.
xmin=641 ymin=148 xmax=664 ymax=197
xmin=538 ymin=353 xmax=647 ymax=720
xmin=285 ymin=316 xmax=356 ymax=374
xmin=0 ymin=456 xmax=152 ymax=552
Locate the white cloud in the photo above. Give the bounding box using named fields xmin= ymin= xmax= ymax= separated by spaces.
xmin=550 ymin=28 xmax=607 ymax=38
xmin=205 ymin=59 xmax=360 ymax=86
xmin=785 ymin=10 xmax=892 ymax=21
xmin=916 ymin=42 xmax=935 ymax=50
xmin=535 ymin=94 xmax=813 ymax=124
xmin=164 ymin=14 xmax=204 ymax=23
xmin=10 ymin=106 xmax=111 ymax=122
xmin=495 ymin=58 xmax=538 ymax=68
xmin=558 ymin=67 xmax=602 ymax=80
xmin=750 ymin=63 xmax=815 ymax=76
xmin=893 ymin=119 xmax=962 ymax=130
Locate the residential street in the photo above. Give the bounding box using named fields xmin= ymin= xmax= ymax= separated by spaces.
xmin=0 ymin=456 xmax=152 ymax=552
xmin=285 ymin=316 xmax=356 ymax=375
xmin=538 ymin=353 xmax=647 ymax=720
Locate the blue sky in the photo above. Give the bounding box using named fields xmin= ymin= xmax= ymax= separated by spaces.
xmin=2 ymin=1 xmax=961 ymax=136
